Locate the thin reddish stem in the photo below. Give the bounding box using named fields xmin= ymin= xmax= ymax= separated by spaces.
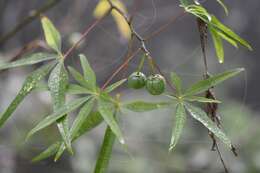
xmin=101 ymin=48 xmax=141 ymax=89
xmin=63 ymin=9 xmax=111 ymax=59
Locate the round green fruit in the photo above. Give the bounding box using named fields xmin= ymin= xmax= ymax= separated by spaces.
xmin=127 ymin=72 xmax=146 ymax=89
xmin=146 ymin=74 xmax=165 ymax=95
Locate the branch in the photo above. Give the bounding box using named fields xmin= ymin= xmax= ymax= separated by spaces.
xmin=0 ymin=0 xmax=62 ymax=45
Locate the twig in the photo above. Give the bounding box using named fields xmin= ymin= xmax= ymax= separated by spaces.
xmin=197 ymin=18 xmax=231 ymax=173
xmin=0 ymin=0 xmax=62 ymax=45
xmin=63 ymin=8 xmax=111 ymax=59
xmin=107 ymin=0 xmax=176 ymax=91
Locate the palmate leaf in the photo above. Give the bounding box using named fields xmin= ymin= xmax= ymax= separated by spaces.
xmin=183 ymin=68 xmax=244 ymax=96
xmin=184 ymin=102 xmax=233 ymax=148
xmin=183 ymin=4 xmax=252 ymax=62
xmin=0 ymin=62 xmax=56 ymax=128
xmin=32 ymin=111 xmax=103 ymax=162
xmin=41 ymin=16 xmax=61 ymax=53
xmin=0 ymin=53 xmax=57 ymax=70
xmin=98 ymin=95 xmax=125 ymax=144
xmin=124 ymin=101 xmax=170 ymax=112
xmin=26 ymin=97 xmax=89 ymax=141
xmin=169 ymin=103 xmax=186 ymax=151
xmin=48 ymin=62 xmax=72 ymax=154
xmin=210 ymin=15 xmax=252 ymax=50
xmin=79 ymin=54 xmax=96 ymax=91
xmin=104 ymin=78 xmax=126 ymax=93
xmin=93 ymin=126 xmax=115 ymax=173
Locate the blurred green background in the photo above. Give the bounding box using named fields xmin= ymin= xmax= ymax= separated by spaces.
xmin=0 ymin=0 xmax=259 ymax=173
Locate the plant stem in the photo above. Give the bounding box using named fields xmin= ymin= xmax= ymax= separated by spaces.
xmin=197 ymin=17 xmax=230 ymax=173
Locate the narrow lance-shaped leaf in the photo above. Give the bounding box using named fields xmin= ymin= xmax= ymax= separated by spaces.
xmin=104 ymin=79 xmax=126 ymax=93
xmin=93 ymin=126 xmax=115 ymax=173
xmin=32 ymin=111 xmax=103 ymax=162
xmin=184 ymin=96 xmax=221 ymax=103
xmin=98 ymin=96 xmax=125 ymax=144
xmin=179 ymin=0 xmax=192 ymax=7
xmin=209 ymin=26 xmax=224 ymax=63
xmin=26 ymin=97 xmax=89 ymax=141
xmin=210 ymin=15 xmax=252 ymax=50
xmin=0 ymin=53 xmax=57 ymax=70
xmin=54 ymin=98 xmax=95 ymax=161
xmin=41 ymin=16 xmax=62 ymax=53
xmin=184 ymin=102 xmax=232 ymax=148
xmin=183 ymin=68 xmax=244 ymax=96
xmin=217 ymin=30 xmax=238 ymax=48
xmin=67 ymin=84 xmax=93 ymax=95
xmin=68 ymin=66 xmax=89 ymax=88
xmin=124 ymin=101 xmax=171 ymax=112
xmin=0 ymin=62 xmax=56 ymax=128
xmin=169 ymin=103 xmax=186 ymax=151
xmin=79 ymin=54 xmax=96 ymax=90
xmin=170 ymin=72 xmax=182 ymax=95
xmin=31 ymin=142 xmax=61 ymax=163
xmin=48 ymin=62 xmax=72 ymax=154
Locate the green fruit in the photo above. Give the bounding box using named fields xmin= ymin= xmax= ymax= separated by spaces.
xmin=146 ymin=74 xmax=165 ymax=95
xmin=128 ymin=72 xmax=146 ymax=89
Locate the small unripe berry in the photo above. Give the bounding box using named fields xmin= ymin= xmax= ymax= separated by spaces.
xmin=127 ymin=72 xmax=146 ymax=89
xmin=146 ymin=74 xmax=165 ymax=95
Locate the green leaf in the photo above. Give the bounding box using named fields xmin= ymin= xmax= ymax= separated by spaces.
xmin=53 ymin=98 xmax=94 ymax=161
xmin=124 ymin=101 xmax=170 ymax=112
xmin=184 ymin=102 xmax=232 ymax=148
xmin=210 ymin=15 xmax=252 ymax=50
xmin=169 ymin=103 xmax=186 ymax=151
xmin=34 ymin=83 xmax=93 ymax=95
xmin=48 ymin=62 xmax=72 ymax=154
xmin=31 ymin=142 xmax=61 ymax=162
xmin=93 ymin=126 xmax=115 ymax=173
xmin=35 ymin=111 xmax=103 ymax=162
xmin=184 ymin=96 xmax=221 ymax=103
xmin=79 ymin=54 xmax=96 ymax=90
xmin=217 ymin=31 xmax=238 ymax=48
xmin=216 ymin=0 xmax=229 ymax=15
xmin=41 ymin=16 xmax=62 ymax=53
xmin=209 ymin=26 xmax=224 ymax=63
xmin=67 ymin=84 xmax=93 ymax=95
xmin=55 ymin=111 xmax=103 ymax=161
xmin=98 ymin=96 xmax=124 ymax=144
xmin=179 ymin=0 xmax=192 ymax=6
xmin=0 ymin=62 xmax=55 ymax=128
xmin=70 ymin=98 xmax=95 ymax=140
xmin=104 ymin=79 xmax=126 ymax=93
xmin=183 ymin=68 xmax=244 ymax=96
xmin=0 ymin=53 xmax=57 ymax=70
xmin=26 ymin=97 xmax=89 ymax=140
xmin=170 ymin=72 xmax=182 ymax=95
xmin=68 ymin=66 xmax=89 ymax=88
